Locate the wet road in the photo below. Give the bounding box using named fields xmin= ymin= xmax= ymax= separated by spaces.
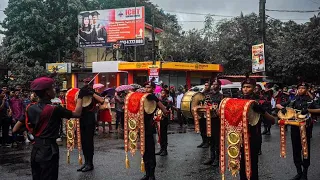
xmin=1 ymin=124 xmax=320 ymax=180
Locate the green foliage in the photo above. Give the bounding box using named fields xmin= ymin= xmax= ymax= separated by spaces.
xmin=160 ymin=12 xmax=320 ymax=83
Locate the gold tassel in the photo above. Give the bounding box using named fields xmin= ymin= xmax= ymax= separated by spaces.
xmin=78 ymin=154 xmax=82 ymax=165
xmin=140 ymin=158 xmax=145 ymax=172
xmin=222 ymin=174 xmax=225 ymax=180
xmin=125 ymin=152 xmax=130 ymax=169
xmin=67 ymin=151 xmax=70 ymax=164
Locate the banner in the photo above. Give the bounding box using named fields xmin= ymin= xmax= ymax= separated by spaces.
xmin=252 ymin=43 xmax=265 ymax=73
xmin=46 ymin=63 xmax=71 ymax=73
xmin=78 ymin=6 xmax=145 ymax=48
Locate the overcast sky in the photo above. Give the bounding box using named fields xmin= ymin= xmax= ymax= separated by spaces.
xmin=0 ymin=0 xmax=319 ymax=42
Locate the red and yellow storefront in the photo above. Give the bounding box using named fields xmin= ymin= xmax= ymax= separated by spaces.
xmin=118 ymin=61 xmax=223 ymax=89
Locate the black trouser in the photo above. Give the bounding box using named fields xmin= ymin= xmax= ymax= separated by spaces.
xmin=160 ymin=118 xmax=169 ymax=150
xmin=177 ymin=109 xmax=186 ymax=126
xmin=0 ymin=118 xmax=10 ymax=145
xmin=80 ymin=113 xmax=95 ymax=165
xmin=199 ymin=118 xmax=207 ymax=142
xmin=116 ymin=111 xmax=124 ymax=129
xmin=31 ymin=140 xmax=59 ymax=180
xmin=209 ymin=118 xmax=220 ymax=160
xmin=143 ymin=135 xmax=156 ymax=177
xmin=263 ymin=117 xmax=271 ymax=131
xmin=240 ymin=137 xmax=259 ymax=180
xmin=291 ymin=125 xmax=311 ymax=169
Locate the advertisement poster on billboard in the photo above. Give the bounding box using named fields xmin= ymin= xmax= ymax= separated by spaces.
xmin=78 ymin=6 xmax=145 ymax=48
xmin=252 ymin=43 xmax=265 ymax=73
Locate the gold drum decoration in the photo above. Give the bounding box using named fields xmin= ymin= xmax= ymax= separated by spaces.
xmin=181 ymin=91 xmax=205 ymax=118
xmin=129 ymin=131 xmax=138 ymax=142
xmin=228 ymin=146 xmax=240 ymax=159
xmin=128 ymin=119 xmax=137 ymax=130
xmin=227 ymin=131 xmax=240 ymax=145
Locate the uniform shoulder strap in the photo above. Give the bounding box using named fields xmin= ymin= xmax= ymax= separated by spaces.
xmin=25 ymin=102 xmax=37 ymax=133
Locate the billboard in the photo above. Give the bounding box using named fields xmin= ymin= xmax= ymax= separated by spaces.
xmin=78 ymin=6 xmax=145 ymax=48
xmin=252 ymin=43 xmax=265 ymax=73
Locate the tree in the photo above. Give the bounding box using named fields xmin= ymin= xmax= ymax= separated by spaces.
xmin=214 ymin=13 xmax=260 ymax=74
xmin=0 ymin=0 xmax=97 ymax=86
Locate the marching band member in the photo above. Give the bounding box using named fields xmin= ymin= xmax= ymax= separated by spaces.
xmin=203 ymin=79 xmax=223 ymax=166
xmin=77 ymin=78 xmax=105 ymax=172
xmin=14 ymin=77 xmax=89 ymax=180
xmin=140 ymin=81 xmax=168 ymax=180
xmin=155 ymin=89 xmax=173 ymax=156
xmin=197 ymin=81 xmax=211 ymax=148
xmin=239 ymin=76 xmax=275 ymax=180
xmin=276 ymin=82 xmax=320 ymax=180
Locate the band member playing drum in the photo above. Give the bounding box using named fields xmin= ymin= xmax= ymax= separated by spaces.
xmin=239 ymin=76 xmax=275 ymax=180
xmin=197 ymin=81 xmax=211 ymax=148
xmin=155 ymin=89 xmax=173 ymax=156
xmin=276 ymin=82 xmax=320 ymax=180
xmin=141 ymin=81 xmax=168 ymax=180
xmin=13 ymin=77 xmax=89 ymax=180
xmin=77 ymin=78 xmax=105 ymax=172
xmin=203 ymin=79 xmax=223 ymax=166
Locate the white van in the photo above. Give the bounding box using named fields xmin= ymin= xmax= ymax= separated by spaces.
xmin=189 ymin=82 xmax=265 ymax=98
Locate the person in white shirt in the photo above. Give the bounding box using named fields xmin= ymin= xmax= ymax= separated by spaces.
xmin=176 ymin=87 xmax=185 ymax=127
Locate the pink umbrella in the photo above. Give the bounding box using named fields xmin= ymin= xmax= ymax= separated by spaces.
xmin=116 ymin=85 xmax=134 ymax=92
xmin=219 ymin=79 xmax=232 ymax=85
xmin=136 ymin=88 xmax=146 ymax=93
xmin=154 ymin=85 xmax=162 ymax=93
xmin=93 ymin=83 xmax=104 ymax=89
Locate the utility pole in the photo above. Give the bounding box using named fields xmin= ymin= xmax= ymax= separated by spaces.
xmin=259 ymin=0 xmax=266 ymax=80
xmin=259 ymin=0 xmax=266 ymax=44
xmin=134 ymin=0 xmax=137 ymax=62
xmin=152 ymin=11 xmax=156 ymax=65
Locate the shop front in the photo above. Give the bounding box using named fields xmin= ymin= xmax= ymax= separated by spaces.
xmin=92 ymin=61 xmax=127 ymax=88
xmin=118 ymin=61 xmax=223 ymax=89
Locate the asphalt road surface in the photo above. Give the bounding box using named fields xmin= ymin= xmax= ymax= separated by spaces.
xmin=1 ymin=124 xmax=320 ymax=180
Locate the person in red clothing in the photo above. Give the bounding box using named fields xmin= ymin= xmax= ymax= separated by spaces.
xmin=99 ymin=96 xmax=113 ymax=133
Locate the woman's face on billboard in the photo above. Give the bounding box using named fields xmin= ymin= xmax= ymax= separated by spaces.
xmin=84 ymin=17 xmax=90 ymax=25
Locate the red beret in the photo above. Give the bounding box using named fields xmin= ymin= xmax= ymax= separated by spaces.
xmin=31 ymin=77 xmax=54 ymax=91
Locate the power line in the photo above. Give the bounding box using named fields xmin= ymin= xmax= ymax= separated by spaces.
xmin=266 ymin=9 xmax=320 ymax=13
xmin=307 ymin=0 xmax=320 ymax=5
xmin=163 ymin=10 xmax=234 ymax=18
xmin=267 ymin=15 xmax=309 ymax=21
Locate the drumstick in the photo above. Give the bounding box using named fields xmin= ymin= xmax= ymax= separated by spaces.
xmin=88 ymin=73 xmax=100 ymax=85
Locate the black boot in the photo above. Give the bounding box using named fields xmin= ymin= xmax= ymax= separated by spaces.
xmin=160 ymin=149 xmax=168 ymax=156
xmin=197 ymin=136 xmax=205 ymax=148
xmin=290 ymin=165 xmax=303 ymax=180
xmin=266 ymin=127 xmax=271 ymax=135
xmin=82 ymin=155 xmax=94 ymax=172
xmin=203 ymin=159 xmax=213 ymax=165
xmin=301 ymin=167 xmax=308 ymax=180
xmin=262 ymin=127 xmax=267 ymax=135
xmin=140 ymin=164 xmax=150 ymax=180
xmin=140 ymin=175 xmax=149 ymax=180
xmin=148 ymin=167 xmax=156 ymax=180
xmin=77 ymin=156 xmax=87 ymax=171
xmin=212 ymin=158 xmax=219 ymax=167
xmin=155 ymin=149 xmax=163 ymax=155
xmin=202 ymin=138 xmax=209 ymax=148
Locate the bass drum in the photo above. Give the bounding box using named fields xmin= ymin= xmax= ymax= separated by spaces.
xmin=66 ymin=88 xmax=92 ymax=111
xmin=180 ymin=91 xmax=205 ymax=119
